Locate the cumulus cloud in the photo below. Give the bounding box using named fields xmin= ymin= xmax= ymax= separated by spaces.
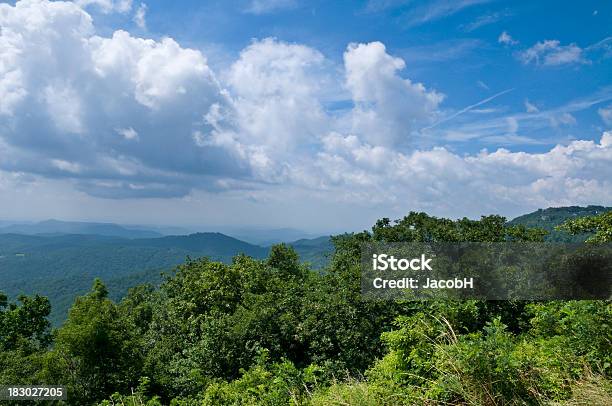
xmin=518 ymin=40 xmax=586 ymax=66
xmin=1 ymin=0 xmax=611 ymax=220
xmin=343 ymin=42 xmax=444 ymax=146
xmin=0 ymin=0 xmax=240 ymax=198
xmin=299 ymin=132 xmax=612 ymax=216
xmin=203 ymin=38 xmax=332 ymax=182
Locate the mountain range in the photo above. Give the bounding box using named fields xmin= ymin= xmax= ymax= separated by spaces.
xmin=0 ymin=219 xmax=163 ymax=239
xmin=0 ymin=220 xmax=325 ymax=246
xmin=0 ymin=230 xmax=333 ymax=325
xmin=0 ymin=205 xmax=608 ymax=325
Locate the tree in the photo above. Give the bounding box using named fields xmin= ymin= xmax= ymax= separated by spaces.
xmin=267 ymin=244 xmax=301 ymax=276
xmin=556 ymin=211 xmax=612 ymax=242
xmin=43 ymin=279 xmax=142 ymax=405
xmin=0 ymin=292 xmax=51 ymax=352
xmin=0 ymin=292 xmax=51 ymax=388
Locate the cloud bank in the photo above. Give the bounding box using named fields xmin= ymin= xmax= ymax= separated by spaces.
xmin=1 ymin=0 xmax=611 ymax=222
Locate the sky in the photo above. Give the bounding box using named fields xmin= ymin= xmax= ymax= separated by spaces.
xmin=0 ymin=0 xmax=611 ymax=233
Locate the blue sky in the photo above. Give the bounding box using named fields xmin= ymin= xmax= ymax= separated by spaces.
xmin=0 ymin=0 xmax=611 ymax=232
xmin=94 ymin=0 xmax=612 ymax=153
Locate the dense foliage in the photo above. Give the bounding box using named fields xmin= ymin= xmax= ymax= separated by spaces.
xmin=0 ymin=233 xmax=331 ymax=325
xmin=0 ymin=211 xmax=610 ymax=405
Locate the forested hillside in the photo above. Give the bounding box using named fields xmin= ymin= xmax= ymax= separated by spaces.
xmin=508 ymin=205 xmax=612 ymax=242
xmin=0 ymin=210 xmax=610 ymax=405
xmin=0 ymin=232 xmax=332 ymax=325
xmin=0 ymin=233 xmax=268 ymax=325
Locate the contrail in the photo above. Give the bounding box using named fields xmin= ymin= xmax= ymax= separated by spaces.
xmin=422 ymin=87 xmax=514 ymax=131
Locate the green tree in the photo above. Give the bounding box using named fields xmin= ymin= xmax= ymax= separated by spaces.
xmin=43 ymin=279 xmax=142 ymax=405
xmin=0 ymin=292 xmax=51 ymax=352
xmin=557 ymin=211 xmax=612 ymax=242
xmin=0 ymin=292 xmax=51 ymax=389
xmin=268 ymin=244 xmax=301 ymax=277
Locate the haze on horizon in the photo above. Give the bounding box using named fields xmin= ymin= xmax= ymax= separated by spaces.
xmin=1 ymin=0 xmax=611 ymax=232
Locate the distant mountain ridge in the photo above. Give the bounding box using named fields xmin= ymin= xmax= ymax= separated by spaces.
xmin=0 ymin=219 xmax=162 ymax=239
xmin=0 ymin=220 xmax=324 ymax=244
xmin=215 ymin=227 xmax=323 ymax=246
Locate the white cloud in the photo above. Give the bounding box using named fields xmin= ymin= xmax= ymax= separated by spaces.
xmin=91 ymin=31 xmax=218 ymax=109
xmin=498 ymin=31 xmax=518 ymax=45
xmin=245 ymin=0 xmax=297 ymax=15
xmin=42 ymin=84 xmax=85 ymax=134
xmin=586 ymin=37 xmax=612 ymax=58
xmin=220 ymin=38 xmax=330 ymax=179
xmin=518 ymin=40 xmax=586 ymax=66
xmin=0 ymin=0 xmax=232 ymax=198
xmin=506 ymin=116 xmax=518 ymax=133
xmin=549 ymin=112 xmax=577 ymax=127
xmin=598 ymin=105 xmax=612 ymax=126
xmin=133 ymin=2 xmax=147 ymax=29
xmin=76 ymin=0 xmax=132 ymax=14
xmin=1 ymin=0 xmax=611 ymax=222
xmin=116 ymin=127 xmax=139 ymax=140
xmin=294 ymin=131 xmax=612 ymax=216
xmin=402 ymin=0 xmax=491 ymax=27
xmin=463 ymin=11 xmax=509 ymax=32
xmin=343 ymin=42 xmax=444 ymax=146
xmin=51 ymin=159 xmax=82 ymax=174
xmin=524 ymin=99 xmax=539 ymax=113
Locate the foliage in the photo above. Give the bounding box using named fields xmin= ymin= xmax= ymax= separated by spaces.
xmin=0 ymin=210 xmax=610 ymax=405
xmin=41 ymin=279 xmax=145 ymax=405
xmin=556 ymin=211 xmax=612 ymax=243
xmin=0 ymin=292 xmax=51 ymax=390
xmin=201 ymin=350 xmax=321 ymax=405
xmin=0 ymin=292 xmax=51 ymax=352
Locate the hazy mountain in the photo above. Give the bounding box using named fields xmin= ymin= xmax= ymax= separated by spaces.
xmin=129 ymin=232 xmax=268 ymax=257
xmin=508 ymin=205 xmax=612 ymax=242
xmin=289 ymin=236 xmax=334 ymax=269
xmin=218 ymin=227 xmax=322 ymax=246
xmin=0 ymin=219 xmax=162 ymax=239
xmin=0 ymin=220 xmax=327 ymax=244
xmin=0 ymin=232 xmax=268 ymax=325
xmin=122 ymin=224 xmax=194 ymax=236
